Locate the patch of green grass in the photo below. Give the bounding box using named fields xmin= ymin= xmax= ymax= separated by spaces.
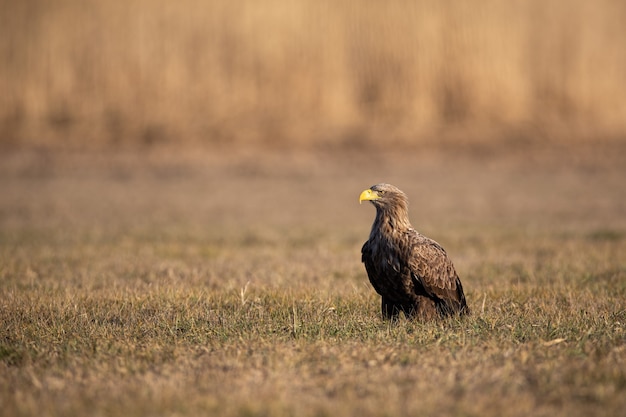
xmin=586 ymin=229 xmax=624 ymax=242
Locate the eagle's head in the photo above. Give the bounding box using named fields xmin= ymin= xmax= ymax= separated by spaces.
xmin=359 ymin=183 xmax=409 ymax=211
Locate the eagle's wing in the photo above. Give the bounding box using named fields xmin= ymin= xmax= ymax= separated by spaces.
xmin=361 ymin=241 xmax=381 ymax=292
xmin=407 ymin=233 xmax=463 ymax=303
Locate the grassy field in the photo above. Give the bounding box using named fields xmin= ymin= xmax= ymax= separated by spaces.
xmin=1 ymin=144 xmax=625 ymax=416
xmin=2 ymin=2 xmax=625 ymax=415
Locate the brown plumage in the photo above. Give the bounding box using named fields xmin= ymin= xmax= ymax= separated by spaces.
xmin=360 ymin=183 xmax=469 ymax=320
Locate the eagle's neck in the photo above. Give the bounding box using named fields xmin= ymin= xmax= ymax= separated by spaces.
xmin=371 ymin=205 xmax=412 ymax=241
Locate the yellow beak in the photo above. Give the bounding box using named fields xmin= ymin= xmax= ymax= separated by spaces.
xmin=359 ymin=188 xmax=380 ymax=204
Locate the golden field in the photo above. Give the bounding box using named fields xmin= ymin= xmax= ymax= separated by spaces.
xmin=1 ymin=2 xmax=626 ymax=416
xmin=1 ymin=144 xmax=625 ymax=416
xmin=1 ymin=0 xmax=626 ymax=149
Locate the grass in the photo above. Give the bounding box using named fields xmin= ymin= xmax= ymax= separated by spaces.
xmin=1 ymin=263 xmax=625 ymax=416
xmin=3 ymin=3 xmax=625 ymax=413
xmin=1 ymin=146 xmax=625 ymax=416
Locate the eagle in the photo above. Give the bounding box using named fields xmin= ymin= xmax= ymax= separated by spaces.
xmin=359 ymin=183 xmax=469 ymax=320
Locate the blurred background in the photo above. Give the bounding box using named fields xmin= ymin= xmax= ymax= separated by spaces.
xmin=2 ymin=0 xmax=626 ymax=151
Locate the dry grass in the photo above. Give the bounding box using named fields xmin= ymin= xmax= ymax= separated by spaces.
xmin=1 ymin=145 xmax=625 ymax=416
xmin=2 ymin=2 xmax=625 ymax=415
xmin=2 ymin=0 xmax=626 ymax=149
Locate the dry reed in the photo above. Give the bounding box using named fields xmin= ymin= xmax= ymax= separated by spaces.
xmin=1 ymin=0 xmax=626 ymax=149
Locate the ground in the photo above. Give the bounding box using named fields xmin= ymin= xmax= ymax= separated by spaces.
xmin=1 ymin=143 xmax=625 ymax=417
